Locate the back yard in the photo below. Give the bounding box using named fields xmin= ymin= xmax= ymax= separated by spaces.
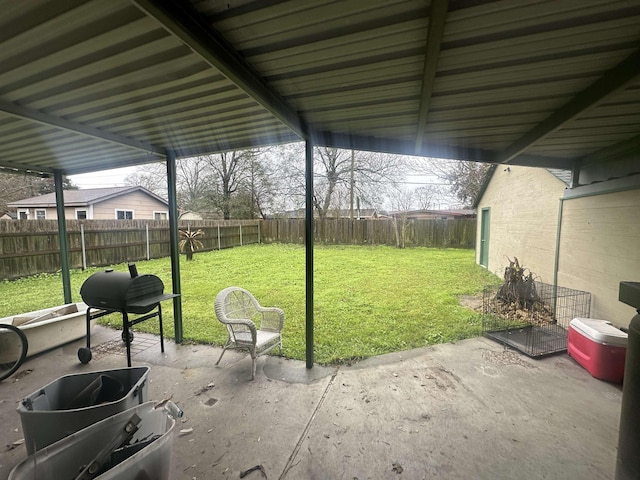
xmin=0 ymin=244 xmax=498 ymax=364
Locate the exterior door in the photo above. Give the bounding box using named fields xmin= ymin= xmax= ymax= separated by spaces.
xmin=480 ymin=207 xmax=490 ymax=267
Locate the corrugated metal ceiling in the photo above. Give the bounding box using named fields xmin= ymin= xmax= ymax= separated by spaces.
xmin=0 ymin=0 xmax=639 ymax=176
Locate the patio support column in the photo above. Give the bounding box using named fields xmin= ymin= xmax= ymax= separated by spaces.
xmin=166 ymin=150 xmax=183 ymax=343
xmin=54 ymin=169 xmax=72 ymax=304
xmin=305 ymin=139 xmax=314 ymax=369
xmin=617 ymin=311 xmax=640 ymax=480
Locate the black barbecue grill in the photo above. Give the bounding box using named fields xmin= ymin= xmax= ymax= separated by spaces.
xmin=79 ymin=263 xmax=178 ymax=366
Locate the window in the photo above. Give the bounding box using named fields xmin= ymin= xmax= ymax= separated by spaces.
xmin=154 ymin=211 xmax=168 ymax=220
xmin=76 ymin=210 xmax=88 ymax=220
xmin=35 ymin=210 xmax=46 ymax=220
xmin=18 ymin=211 xmax=28 ymax=219
xmin=116 ymin=209 xmax=134 ymax=220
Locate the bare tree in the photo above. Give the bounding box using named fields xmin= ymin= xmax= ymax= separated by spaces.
xmin=414 ymin=185 xmax=438 ymax=210
xmin=410 ymin=158 xmax=491 ymax=208
xmin=208 ymin=150 xmax=270 ymax=219
xmin=176 ymin=157 xmax=212 ymax=212
xmin=0 ymin=172 xmax=76 ymax=216
xmin=125 ymin=163 xmax=167 ymax=197
xmin=126 ymin=158 xmax=214 ymax=211
xmin=268 ymin=143 xmax=307 ymax=213
xmin=313 ymin=147 xmax=343 ymax=217
xmin=443 ymin=161 xmax=491 ymax=207
xmin=246 ymin=155 xmax=275 ymax=219
xmin=388 ymin=185 xmax=415 ymax=248
xmin=209 ymin=151 xmax=244 ymax=219
xmin=126 ymin=149 xmax=277 ymax=219
xmin=277 ymin=145 xmax=406 ymax=218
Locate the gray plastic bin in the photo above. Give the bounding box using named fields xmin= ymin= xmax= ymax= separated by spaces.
xmin=9 ymin=401 xmax=177 ymax=480
xmin=17 ymin=366 xmax=149 ymax=454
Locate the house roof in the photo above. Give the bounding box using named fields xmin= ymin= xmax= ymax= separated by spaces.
xmin=281 ymin=208 xmax=378 ymax=218
xmin=0 ymin=1 xmax=639 ymax=178
xmin=7 ymin=186 xmax=168 ymax=208
xmin=423 ymin=209 xmax=475 ymax=216
xmin=473 ymin=165 xmax=573 ymax=207
xmin=391 ymin=208 xmax=476 ymax=217
xmin=547 ymin=169 xmax=573 ymax=186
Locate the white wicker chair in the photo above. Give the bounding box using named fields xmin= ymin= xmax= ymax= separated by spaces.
xmin=214 ymin=287 xmax=284 ymax=380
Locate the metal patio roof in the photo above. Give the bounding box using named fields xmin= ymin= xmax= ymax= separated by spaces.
xmin=1 ymin=0 xmax=639 ymax=176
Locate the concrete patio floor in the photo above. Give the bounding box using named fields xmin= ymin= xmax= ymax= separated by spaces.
xmin=0 ymin=326 xmax=623 ymax=479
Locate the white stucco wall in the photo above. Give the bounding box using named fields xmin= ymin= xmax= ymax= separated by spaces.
xmin=16 ymin=191 xmax=168 ymax=220
xmin=558 ymin=187 xmax=640 ymax=326
xmin=476 ymin=166 xmax=567 ymax=284
xmin=92 ymin=191 xmax=168 ymax=219
xmin=477 ymin=165 xmax=640 ymax=327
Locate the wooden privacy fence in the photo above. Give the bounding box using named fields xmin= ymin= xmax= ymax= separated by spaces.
xmin=0 ymin=219 xmax=260 ymax=280
xmin=0 ymin=217 xmax=474 ymax=280
xmin=261 ymin=217 xmax=476 ymax=248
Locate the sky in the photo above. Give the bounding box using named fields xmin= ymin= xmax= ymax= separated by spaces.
xmin=68 ymin=166 xmax=137 ymax=189
xmin=68 ymin=164 xmax=461 ymax=209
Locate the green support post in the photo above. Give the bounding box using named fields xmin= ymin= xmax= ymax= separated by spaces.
xmin=305 ymin=140 xmax=314 ymax=369
xmin=166 ymin=151 xmax=183 ymax=343
xmin=54 ymin=170 xmax=72 ymax=304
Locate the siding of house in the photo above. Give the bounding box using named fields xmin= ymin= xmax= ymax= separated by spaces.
xmin=32 ymin=206 xmax=91 ymax=220
xmin=557 ymin=188 xmax=640 ymax=325
xmin=13 ymin=191 xmax=168 ymax=220
xmin=475 ymin=166 xmax=567 ymax=285
xmin=91 ymin=191 xmax=168 ymax=219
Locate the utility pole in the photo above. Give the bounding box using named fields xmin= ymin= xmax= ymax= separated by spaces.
xmin=350 ymin=149 xmax=355 ymax=219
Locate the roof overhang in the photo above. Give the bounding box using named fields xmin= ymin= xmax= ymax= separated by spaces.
xmin=0 ymin=1 xmax=639 ymax=176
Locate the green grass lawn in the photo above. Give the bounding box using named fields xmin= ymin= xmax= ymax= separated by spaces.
xmin=0 ymin=244 xmax=499 ymax=364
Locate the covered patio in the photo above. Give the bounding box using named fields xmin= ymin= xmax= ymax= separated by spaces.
xmin=1 ymin=1 xmax=639 ymax=359
xmin=0 ymin=328 xmax=622 ymax=479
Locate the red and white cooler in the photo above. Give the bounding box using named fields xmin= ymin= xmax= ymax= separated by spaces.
xmin=568 ymin=318 xmax=628 ymax=383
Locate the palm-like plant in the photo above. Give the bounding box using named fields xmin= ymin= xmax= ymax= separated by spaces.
xmin=179 ymin=228 xmax=204 ymax=261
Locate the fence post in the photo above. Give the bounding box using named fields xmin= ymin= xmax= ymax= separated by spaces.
xmin=80 ymin=223 xmax=87 ymax=270
xmin=217 ymin=225 xmax=221 ymax=250
xmin=146 ymin=223 xmax=150 ymax=260
xmin=258 ymin=222 xmax=261 ymax=244
xmin=240 ymin=224 xmax=243 ymax=246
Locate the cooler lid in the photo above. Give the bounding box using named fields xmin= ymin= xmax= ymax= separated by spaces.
xmin=570 ymin=318 xmax=628 ymax=347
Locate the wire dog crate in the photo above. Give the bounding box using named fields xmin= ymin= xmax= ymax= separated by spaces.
xmin=482 ymin=281 xmax=591 ymax=357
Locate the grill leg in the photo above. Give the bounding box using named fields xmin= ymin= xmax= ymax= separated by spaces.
xmin=158 ymin=304 xmax=165 ymax=353
xmin=85 ymin=308 xmax=92 ymax=349
xmin=123 ymin=312 xmax=132 ymax=367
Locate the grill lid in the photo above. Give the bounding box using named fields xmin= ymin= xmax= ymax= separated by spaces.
xmin=80 ymin=267 xmax=165 ymax=314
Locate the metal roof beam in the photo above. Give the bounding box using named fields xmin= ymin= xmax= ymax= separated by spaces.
xmin=512 ymin=154 xmax=573 ymax=170
xmin=132 ymin=0 xmax=309 ymax=139
xmin=0 ymin=100 xmax=166 ymax=158
xmin=313 ymin=131 xmax=569 ymax=167
xmin=578 ymin=133 xmax=640 ymax=166
xmin=497 ymin=48 xmax=640 ymax=164
xmin=415 ymin=0 xmax=448 ymax=154
xmin=314 ymin=131 xmax=490 ymax=162
xmin=0 ymin=162 xmax=51 ymax=176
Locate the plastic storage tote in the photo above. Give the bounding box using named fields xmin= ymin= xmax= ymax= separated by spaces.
xmin=9 ymin=401 xmax=179 ymax=480
xmin=17 ymin=366 xmax=149 ymax=454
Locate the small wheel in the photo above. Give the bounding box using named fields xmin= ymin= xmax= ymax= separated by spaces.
xmin=122 ymin=330 xmax=134 ymax=343
xmin=0 ymin=324 xmax=28 ymax=382
xmin=78 ymin=347 xmax=92 ymax=364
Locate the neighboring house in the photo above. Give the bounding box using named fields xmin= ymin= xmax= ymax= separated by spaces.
xmin=475 ymin=162 xmax=640 ymax=327
xmin=7 ymin=186 xmax=169 ymax=220
xmin=1 ymin=212 xmax=17 ymax=220
xmin=178 ymin=210 xmax=204 ymax=221
xmin=281 ymin=208 xmax=379 ymax=219
xmin=391 ymin=209 xmax=476 ymax=220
